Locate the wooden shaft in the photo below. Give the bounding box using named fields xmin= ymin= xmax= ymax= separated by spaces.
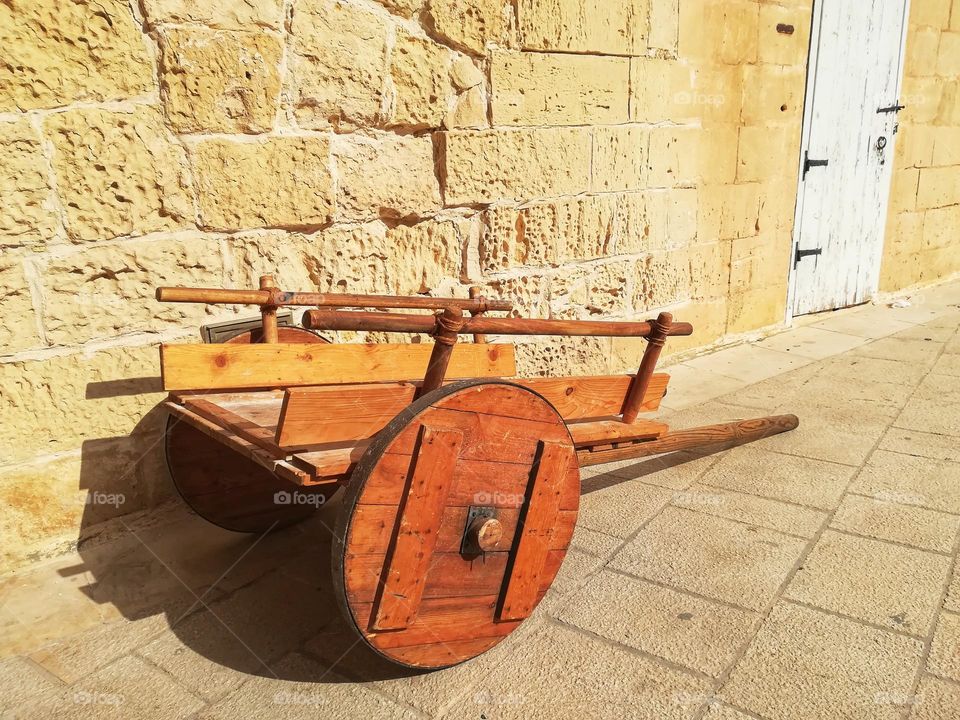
xmin=303 ymin=309 xmax=694 ymax=339
xmin=577 ymin=415 xmax=800 ymax=467
xmin=259 ymin=275 xmax=279 ymax=343
xmin=156 ymin=286 xmax=512 ymax=312
xmin=418 ymin=307 xmax=465 ymax=397
xmin=621 ymin=312 xmax=672 ymax=423
xmin=468 ymin=286 xmax=488 ymax=344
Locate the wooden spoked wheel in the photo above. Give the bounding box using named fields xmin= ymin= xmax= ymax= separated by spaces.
xmin=333 ymin=380 xmax=580 ymax=669
xmin=165 ymin=326 xmax=328 ymax=533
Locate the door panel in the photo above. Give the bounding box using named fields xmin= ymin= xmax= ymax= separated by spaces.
xmin=791 ymin=0 xmax=909 ymax=316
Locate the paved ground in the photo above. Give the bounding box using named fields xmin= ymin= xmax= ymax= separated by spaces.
xmin=2 ymin=281 xmax=960 ymax=719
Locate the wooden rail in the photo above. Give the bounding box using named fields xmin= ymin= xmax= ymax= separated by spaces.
xmin=303 ymin=309 xmax=694 ymax=338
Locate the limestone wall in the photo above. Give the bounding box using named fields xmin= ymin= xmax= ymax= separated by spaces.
xmin=0 ymin=0 xmax=814 ymax=572
xmin=881 ymin=0 xmax=960 ymax=290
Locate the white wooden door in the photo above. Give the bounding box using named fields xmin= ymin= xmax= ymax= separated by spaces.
xmin=790 ymin=0 xmax=910 ymax=316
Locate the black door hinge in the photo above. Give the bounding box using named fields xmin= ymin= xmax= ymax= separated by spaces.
xmin=877 ymin=103 xmax=905 ymax=114
xmin=794 ymin=246 xmax=823 ymax=267
xmin=803 ymin=151 xmax=829 ymax=179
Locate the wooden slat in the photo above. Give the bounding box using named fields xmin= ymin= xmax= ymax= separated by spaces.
xmin=277 ymin=383 xmax=417 ymax=447
xmin=160 ymin=342 xmax=516 ymax=391
xmin=567 ymin=418 xmax=669 ymax=448
xmin=274 ymin=373 xmax=670 ymax=448
xmin=499 ymin=440 xmax=573 ymax=621
xmin=181 ymin=398 xmax=284 ymax=456
xmin=372 ymin=425 xmax=463 ymax=631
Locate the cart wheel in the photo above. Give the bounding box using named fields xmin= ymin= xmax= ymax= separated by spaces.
xmin=333 ymin=380 xmax=580 ymax=669
xmin=224 ymin=326 xmax=328 ymax=344
xmin=165 ymin=417 xmax=325 ymax=533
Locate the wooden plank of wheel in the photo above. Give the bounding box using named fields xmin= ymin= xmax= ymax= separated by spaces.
xmin=333 ymin=380 xmax=580 ymax=669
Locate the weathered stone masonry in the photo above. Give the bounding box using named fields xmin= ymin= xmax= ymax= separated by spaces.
xmin=0 ymin=0 xmax=954 ymax=572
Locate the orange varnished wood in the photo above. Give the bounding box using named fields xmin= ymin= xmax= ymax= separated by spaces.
xmin=498 ymin=441 xmax=572 ymax=621
xmin=372 ymin=425 xmax=463 ymax=631
xmin=335 ymin=381 xmax=579 ymax=669
xmin=160 ymin=342 xmax=516 ymax=391
xmin=567 ymin=418 xmax=669 ymax=448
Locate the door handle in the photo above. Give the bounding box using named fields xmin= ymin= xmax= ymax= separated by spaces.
xmin=803 ymin=151 xmax=829 ymax=179
xmin=877 ymin=103 xmax=905 ymax=114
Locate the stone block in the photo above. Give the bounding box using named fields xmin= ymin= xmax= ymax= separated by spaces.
xmin=390 ymin=29 xmax=454 ymax=130
xmin=698 ymin=126 xmax=739 ymax=184
xmin=39 ymin=233 xmax=231 ymax=345
xmin=906 ymin=26 xmax=942 ymax=77
xmin=0 ymin=119 xmax=59 ymax=248
xmin=518 ymin=0 xmax=648 ymax=54
xmin=727 ymin=283 xmax=787 ymax=333
xmin=917 ymin=166 xmax=960 ymax=209
xmin=900 ymin=76 xmax=943 ymax=124
xmin=44 ymin=106 xmax=194 ymax=242
xmin=634 ymin=250 xmax=691 ymax=311
xmin=741 ymin=65 xmax=806 ymax=125
xmin=648 ymin=126 xmax=700 ymax=187
xmin=911 ymin=0 xmax=952 ymax=28
xmin=514 ymin=336 xmax=612 ymax=377
xmin=158 ymin=28 xmax=282 ymax=134
xmin=289 ymin=0 xmax=388 ymax=130
xmin=0 ymin=0 xmax=153 ymax=112
xmin=922 ymin=205 xmax=960 ymax=249
xmin=729 ymin=233 xmax=791 ymax=292
xmin=896 ymin=123 xmax=936 ymax=169
xmin=142 ymin=0 xmax=283 ymax=28
xmin=699 ymin=183 xmax=762 ymax=241
xmin=758 ymin=177 xmax=800 ymax=233
xmin=632 ymin=60 xmax=740 ymax=125
xmin=758 ymin=3 xmax=812 ymax=66
xmin=492 ymin=51 xmax=630 ymax=126
xmin=932 ymin=126 xmax=960 ymax=165
xmin=0 ymin=255 xmax=42 ymax=354
xmin=592 ymin=125 xmax=649 ymax=192
xmin=888 ymin=168 xmax=920 ymax=214
xmin=440 ymin=128 xmax=591 ymax=205
xmin=426 ymin=0 xmax=508 ymax=54
xmin=737 ymin=124 xmax=800 ymax=183
xmin=190 ymin=136 xmax=333 ymax=230
xmin=648 ymin=0 xmax=679 ymax=52
xmin=333 ymin=133 xmax=441 ymax=220
xmin=444 ymin=85 xmax=488 ymax=129
xmin=679 ymin=0 xmax=758 ymax=64
xmin=937 ymin=32 xmax=960 ymax=76
xmin=0 ymin=345 xmax=167 ymax=465
xmin=374 ymin=0 xmax=423 ymax=17
xmin=689 ymin=240 xmax=732 ymax=300
xmin=480 ymin=196 xmax=615 ymax=271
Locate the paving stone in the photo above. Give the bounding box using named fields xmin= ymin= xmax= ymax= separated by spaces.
xmin=29 ymin=613 xmax=170 ymax=684
xmin=851 ymin=336 xmax=944 ymax=365
xmin=785 ymin=531 xmax=950 ymax=634
xmin=910 ymin=675 xmax=960 ymax=720
xmin=699 ymin=446 xmax=855 ymax=510
xmin=0 ymin=657 xmax=62 ymax=714
xmin=570 ymin=525 xmax=622 ymax=557
xmin=576 ymin=480 xmax=673 ymax=537
xmin=720 ymin=602 xmax=923 ymax=720
xmin=675 ymin=484 xmax=827 ymax=538
xmin=820 ymin=353 xmax=931 ymax=387
xmin=656 ymin=363 xmax=750 ymax=410
xmin=755 ymin=327 xmax=868 ymax=359
xmin=945 ymin=559 xmax=960 ymax=613
xmin=754 ymin=414 xmax=887 ymax=467
xmin=898 ymin=391 xmax=960 ymax=438
xmin=683 ymin=345 xmax=812 ymax=384
xmin=831 ymin=494 xmax=960 ymax=553
xmin=471 ymin=622 xmax=711 ymax=719
xmin=703 ymin=703 xmax=756 ymax=720
xmin=594 ymin=448 xmax=721 ymax=491
xmin=198 ymin=652 xmax=418 ymax=719
xmin=932 ymin=353 xmax=960 ymax=377
xmin=20 ymin=654 xmax=205 ymax=719
xmin=558 ymin=569 xmax=759 ymax=677
xmin=878 ymin=426 xmax=960 ymax=462
xmin=138 ymin=570 xmax=329 ymax=702
xmin=610 ymin=507 xmax=807 ymax=611
xmin=809 ymin=308 xmax=916 ymax=338
xmin=890 ymin=324 xmax=956 ymax=343
xmin=928 ymin=612 xmax=960 ymax=683
xmin=850 ymin=450 xmax=960 ymax=514
xmin=714 ymin=362 xmax=825 ymax=412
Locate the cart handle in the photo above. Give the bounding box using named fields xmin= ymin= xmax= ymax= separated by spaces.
xmin=302 ymin=309 xmax=694 ymax=338
xmin=155 ymin=285 xmax=513 ymax=313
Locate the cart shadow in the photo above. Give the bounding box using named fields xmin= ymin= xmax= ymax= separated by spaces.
xmin=72 ymin=384 xmax=420 ymax=685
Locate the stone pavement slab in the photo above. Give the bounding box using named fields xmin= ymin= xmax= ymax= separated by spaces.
xmin=850 ymin=449 xmax=960 ymax=514
xmin=719 ymin=602 xmax=923 ymax=720
xmin=910 ymin=676 xmax=960 ymax=720
xmin=784 ymin=531 xmax=951 ymax=635
xmin=830 ymin=494 xmax=960 ymax=553
xmin=928 ymin=611 xmax=960 ymax=684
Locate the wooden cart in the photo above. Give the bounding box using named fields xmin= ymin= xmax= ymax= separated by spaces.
xmin=156 ymin=275 xmax=798 ymax=670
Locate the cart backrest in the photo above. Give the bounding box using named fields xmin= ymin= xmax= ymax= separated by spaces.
xmin=159 ymin=342 xmax=516 ymax=392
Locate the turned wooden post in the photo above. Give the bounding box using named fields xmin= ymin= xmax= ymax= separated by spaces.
xmin=259 ymin=274 xmax=279 ymax=343
xmin=468 ymin=286 xmax=489 ymax=344
xmin=621 ymin=311 xmax=672 ymax=424
xmin=418 ymin=306 xmax=465 ymax=397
